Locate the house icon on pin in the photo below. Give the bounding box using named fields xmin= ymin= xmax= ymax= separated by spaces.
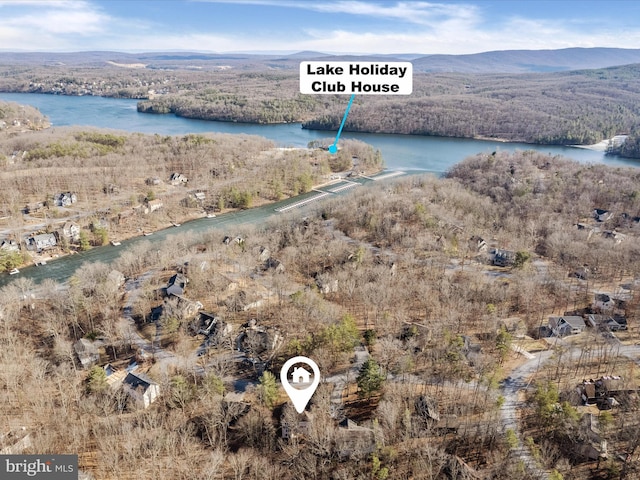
xmin=291 ymin=366 xmax=312 ymax=384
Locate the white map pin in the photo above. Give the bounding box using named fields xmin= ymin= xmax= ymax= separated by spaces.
xmin=281 ymin=356 xmax=320 ymax=413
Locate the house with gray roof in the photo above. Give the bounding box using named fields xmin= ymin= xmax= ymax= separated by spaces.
xmin=54 ymin=192 xmax=77 ymax=207
xmin=491 ymin=248 xmax=516 ymax=267
xmin=26 ymin=233 xmax=57 ymax=252
xmin=593 ymin=209 xmax=613 ymax=222
xmin=166 ymin=273 xmax=188 ymax=297
xmin=58 ymin=221 xmax=81 ymax=242
xmin=549 ymin=316 xmax=586 ymax=337
xmin=73 ymin=338 xmax=101 ymax=369
xmin=123 ymin=371 xmax=160 ymax=409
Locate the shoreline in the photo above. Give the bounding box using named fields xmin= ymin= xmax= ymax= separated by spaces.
xmin=0 ymin=91 xmax=624 ymax=151
xmin=571 ymin=139 xmax=609 ymax=151
xmin=6 ymin=169 xmax=384 ymax=275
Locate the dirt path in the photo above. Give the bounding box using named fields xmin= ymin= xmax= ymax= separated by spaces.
xmin=500 ymin=350 xmax=555 ymax=479
xmin=326 ymin=345 xmax=369 ymax=418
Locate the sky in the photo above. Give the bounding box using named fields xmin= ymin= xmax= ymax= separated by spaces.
xmin=1 ymin=0 xmax=640 ymax=55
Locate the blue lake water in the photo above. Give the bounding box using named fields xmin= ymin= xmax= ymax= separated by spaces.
xmin=1 ymin=92 xmax=636 ymax=174
xmin=0 ymin=91 xmax=637 ymax=286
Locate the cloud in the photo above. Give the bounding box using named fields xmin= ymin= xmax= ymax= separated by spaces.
xmin=1 ymin=0 xmax=640 ymax=54
xmin=301 ymin=1 xmax=479 ymax=27
xmin=4 ymin=10 xmax=106 ymax=35
xmin=0 ymin=0 xmax=78 ymax=5
xmin=0 ymin=0 xmax=157 ymax=51
xmin=0 ymin=0 xmax=109 ymax=50
xmin=189 ymin=0 xmax=640 ymax=54
xmin=197 ymin=0 xmax=480 ymax=28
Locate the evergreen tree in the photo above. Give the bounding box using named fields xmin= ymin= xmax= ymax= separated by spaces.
xmin=258 ymin=371 xmax=278 ymax=408
xmin=86 ymin=365 xmax=108 ymax=393
xmin=357 ymin=358 xmax=385 ymax=400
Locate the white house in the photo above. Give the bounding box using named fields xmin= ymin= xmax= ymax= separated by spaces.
xmin=594 ymin=293 xmax=627 ymax=314
xmin=145 ymin=199 xmax=163 ymax=213
xmin=54 ymin=192 xmax=77 ymax=207
xmin=59 ymin=221 xmax=81 ymax=242
xmin=169 ymin=172 xmax=188 ymax=185
xmin=594 ymin=293 xmax=615 ymax=312
xmin=122 ymin=372 xmax=160 ymax=409
xmin=0 ymin=239 xmax=20 ymax=252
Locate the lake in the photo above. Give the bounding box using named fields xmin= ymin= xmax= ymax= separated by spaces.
xmin=1 ymin=92 xmax=636 ymax=174
xmin=0 ymin=91 xmax=637 ymax=287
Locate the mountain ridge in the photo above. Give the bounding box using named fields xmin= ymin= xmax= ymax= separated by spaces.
xmin=2 ymin=47 xmax=640 ymax=73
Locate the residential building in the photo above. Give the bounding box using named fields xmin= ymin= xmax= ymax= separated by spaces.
xmin=122 ymin=371 xmax=160 ymax=409
xmin=26 ymin=233 xmax=57 ymax=251
xmin=602 ymin=230 xmax=626 ymax=243
xmin=549 ymin=316 xmax=586 ymax=336
xmin=594 ymin=293 xmax=628 ymax=315
xmin=24 ymin=202 xmax=44 ymax=214
xmin=73 ymin=338 xmax=101 ymax=369
xmin=166 ymin=273 xmax=188 ymax=297
xmin=146 ymin=198 xmax=163 ymax=213
xmin=491 ymin=248 xmax=515 ymax=267
xmin=335 ymin=418 xmax=376 ymax=457
xmin=0 ymin=239 xmax=20 ymax=252
xmin=586 ymin=314 xmax=625 ymax=332
xmin=468 ymin=235 xmax=488 ymax=253
xmin=54 ymin=192 xmax=77 ymax=207
xmin=578 ymin=376 xmax=626 ymax=409
xmin=577 ymin=414 xmax=607 ymax=461
xmin=264 ymin=257 xmax=285 ymax=273
xmin=58 ymin=221 xmax=81 ymax=242
xmin=593 ymin=209 xmax=613 ymax=223
xmin=169 ymin=172 xmax=188 ymax=185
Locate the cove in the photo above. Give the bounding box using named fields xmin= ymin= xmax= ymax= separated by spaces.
xmin=1 ymin=92 xmax=637 ymax=174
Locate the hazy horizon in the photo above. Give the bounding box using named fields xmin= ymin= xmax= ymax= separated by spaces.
xmin=1 ymin=0 xmax=640 ymax=55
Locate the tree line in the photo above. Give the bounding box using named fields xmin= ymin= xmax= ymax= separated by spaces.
xmin=2 ymin=124 xmax=640 ymax=477
xmin=2 ymin=63 xmax=640 ymax=151
xmin=0 ymin=125 xmax=381 ymax=270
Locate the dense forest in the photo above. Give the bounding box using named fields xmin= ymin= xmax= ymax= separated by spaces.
xmin=0 ymin=100 xmax=49 ymax=131
xmin=138 ymin=65 xmax=640 ymax=146
xmin=0 ymin=120 xmax=381 ymax=271
xmin=2 ymin=62 xmax=640 ymax=151
xmin=607 ymin=128 xmax=640 ymax=159
xmin=2 ymin=146 xmax=640 ymax=478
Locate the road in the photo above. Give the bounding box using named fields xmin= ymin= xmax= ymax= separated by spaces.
xmin=500 ymin=333 xmax=640 ymax=479
xmin=120 ymin=271 xmax=257 ymax=387
xmin=326 ymin=345 xmax=369 ymax=418
xmin=500 ymin=349 xmax=555 ymax=479
xmin=121 ymin=271 xmax=178 ymax=371
xmin=0 ymin=177 xmax=381 ymax=288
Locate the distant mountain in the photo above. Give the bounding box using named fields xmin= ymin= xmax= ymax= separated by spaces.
xmin=285 ymin=51 xmax=332 ymax=58
xmin=304 ymin=54 xmax=408 ymax=63
xmin=412 ymin=47 xmax=640 ymax=73
xmin=2 ymin=48 xmax=640 ymax=73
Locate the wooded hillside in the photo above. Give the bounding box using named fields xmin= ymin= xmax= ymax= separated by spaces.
xmin=2 ymin=62 xmax=640 ymax=151
xmin=2 ymin=150 xmax=640 ymax=479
